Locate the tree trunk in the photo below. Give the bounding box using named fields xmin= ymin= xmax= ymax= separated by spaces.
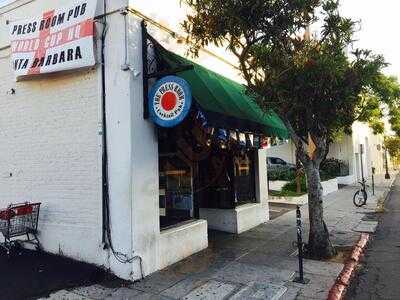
xmin=304 ymin=164 xmax=336 ymax=259
xmin=279 ymin=118 xmax=335 ymax=259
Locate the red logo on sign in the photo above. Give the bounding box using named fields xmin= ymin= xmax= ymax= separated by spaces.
xmin=161 ymin=91 xmax=178 ymax=111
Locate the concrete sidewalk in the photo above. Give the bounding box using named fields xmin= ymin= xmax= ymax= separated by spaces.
xmin=40 ymin=174 xmax=396 ymax=300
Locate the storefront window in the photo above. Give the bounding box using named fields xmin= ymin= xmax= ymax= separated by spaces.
xmin=197 ymin=149 xmax=235 ymax=209
xmin=158 ymin=122 xmax=257 ymax=229
xmin=197 ymin=149 xmax=256 ymax=209
xmin=159 ymin=154 xmax=193 ymax=228
xmin=158 ymin=128 xmax=194 ymax=229
xmin=233 ymin=151 xmax=256 ymax=205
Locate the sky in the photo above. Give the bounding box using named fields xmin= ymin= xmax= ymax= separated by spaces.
xmin=133 ymin=0 xmax=400 ymax=78
xmin=1 ymin=0 xmax=399 ymax=78
xmin=340 ymin=0 xmax=400 ymax=77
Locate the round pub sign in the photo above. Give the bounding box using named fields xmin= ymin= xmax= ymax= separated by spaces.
xmin=148 ymin=76 xmax=192 ymax=127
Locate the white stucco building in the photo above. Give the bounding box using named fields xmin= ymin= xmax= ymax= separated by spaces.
xmin=266 ymin=121 xmax=389 ymax=185
xmin=0 ymin=0 xmax=288 ymax=281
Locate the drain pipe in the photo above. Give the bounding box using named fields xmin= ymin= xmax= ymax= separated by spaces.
xmin=100 ymin=1 xmax=144 ymax=279
xmin=100 ymin=0 xmax=109 ymax=246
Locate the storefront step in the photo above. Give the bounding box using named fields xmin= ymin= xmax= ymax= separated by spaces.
xmin=199 ymin=203 xmax=268 ymax=234
xmin=159 ymin=219 xmax=208 ymax=270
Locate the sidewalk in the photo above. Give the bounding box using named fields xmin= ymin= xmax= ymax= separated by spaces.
xmin=40 ymin=174 xmax=396 ymax=300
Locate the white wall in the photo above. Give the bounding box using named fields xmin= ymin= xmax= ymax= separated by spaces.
xmin=158 ymin=220 xmax=208 ymax=269
xmin=129 ymin=0 xmax=243 ymax=83
xmin=127 ymin=13 xmax=209 ymax=278
xmin=0 ymin=0 xmax=147 ymax=280
xmin=265 ymin=141 xmax=296 ymax=164
xmin=127 ymin=13 xmax=160 ymax=279
xmin=351 ymin=122 xmax=385 ymax=181
xmin=255 ymin=148 xmax=269 ymax=219
xmin=328 ymin=123 xmax=385 ymax=183
xmin=265 ymin=124 xmax=385 ymax=186
xmin=0 ymin=0 xmax=105 ymax=266
xmin=327 ymin=134 xmax=353 ymax=166
xmin=102 ymin=0 xmax=136 ymax=280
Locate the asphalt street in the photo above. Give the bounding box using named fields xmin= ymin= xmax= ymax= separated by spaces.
xmin=347 ymin=175 xmax=400 ymax=300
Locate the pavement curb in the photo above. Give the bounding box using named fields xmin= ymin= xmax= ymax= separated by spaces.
xmin=327 ymin=233 xmax=370 ymax=300
xmin=375 ymin=191 xmax=388 ymax=213
xmin=375 ymin=179 xmax=395 ymax=213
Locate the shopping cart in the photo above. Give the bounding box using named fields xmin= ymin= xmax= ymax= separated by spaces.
xmin=0 ymin=202 xmax=41 ymax=255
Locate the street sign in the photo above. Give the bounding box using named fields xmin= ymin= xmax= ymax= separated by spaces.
xmin=307 ymin=133 xmax=317 ymax=159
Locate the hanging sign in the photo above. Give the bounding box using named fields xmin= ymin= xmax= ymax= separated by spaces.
xmin=9 ymin=0 xmax=97 ymax=80
xmin=307 ymin=133 xmax=317 ymax=159
xmin=148 ymin=75 xmax=192 ymax=127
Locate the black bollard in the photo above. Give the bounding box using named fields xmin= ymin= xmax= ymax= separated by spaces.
xmin=372 ymin=167 xmax=375 ymax=196
xmin=293 ymin=205 xmax=310 ymax=284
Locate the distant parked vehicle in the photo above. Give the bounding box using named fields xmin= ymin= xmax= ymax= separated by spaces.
xmin=267 ymin=157 xmax=296 ymax=171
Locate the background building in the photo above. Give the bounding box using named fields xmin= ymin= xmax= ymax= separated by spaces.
xmin=266 ymin=121 xmax=389 ymax=185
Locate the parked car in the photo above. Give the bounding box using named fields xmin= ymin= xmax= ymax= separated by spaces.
xmin=267 ymin=157 xmax=296 ymax=171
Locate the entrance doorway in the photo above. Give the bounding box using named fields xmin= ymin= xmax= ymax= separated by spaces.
xmin=157 ymin=115 xmax=258 ymax=230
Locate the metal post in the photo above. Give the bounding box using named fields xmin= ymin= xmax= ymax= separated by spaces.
xmin=359 ymin=144 xmax=365 ymax=183
xmin=371 ymin=167 xmax=375 ymax=195
xmin=384 ymin=148 xmax=391 ymax=179
xmin=295 ymin=150 xmax=301 ymax=194
xmin=293 ymin=205 xmax=310 ymax=284
xmin=141 ymin=20 xmax=149 ymax=119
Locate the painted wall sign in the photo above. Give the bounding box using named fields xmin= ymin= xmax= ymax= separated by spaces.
xmin=148 ymin=76 xmax=192 ymax=127
xmin=9 ymin=0 xmax=97 ymax=79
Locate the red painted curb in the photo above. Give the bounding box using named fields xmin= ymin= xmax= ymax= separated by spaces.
xmin=327 ymin=233 xmax=370 ymax=300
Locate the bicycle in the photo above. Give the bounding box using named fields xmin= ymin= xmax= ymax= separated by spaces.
xmin=353 ymin=179 xmax=368 ymax=207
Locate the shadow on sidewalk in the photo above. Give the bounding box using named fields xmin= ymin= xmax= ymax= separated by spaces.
xmin=0 ymin=248 xmax=116 ymax=300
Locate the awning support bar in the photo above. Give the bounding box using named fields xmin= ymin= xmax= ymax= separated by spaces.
xmin=142 ymin=20 xmax=194 ymax=119
xmin=146 ymin=65 xmax=194 ymax=79
xmin=141 ymin=20 xmax=149 ymax=119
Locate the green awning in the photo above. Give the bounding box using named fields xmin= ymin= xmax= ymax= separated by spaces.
xmin=152 ymin=41 xmax=288 ymax=138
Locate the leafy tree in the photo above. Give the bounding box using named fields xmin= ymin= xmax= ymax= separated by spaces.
xmin=384 ymin=136 xmax=400 ymax=166
xmin=183 ymin=0 xmax=399 ymax=258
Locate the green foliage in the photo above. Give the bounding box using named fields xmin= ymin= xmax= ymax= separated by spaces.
xmin=183 ymin=0 xmax=398 ymax=257
xmin=269 ymin=189 xmax=306 ymax=197
xmin=368 ymin=75 xmax=400 ymax=135
xmin=384 ymin=136 xmax=400 ymax=162
xmin=282 ymin=176 xmax=308 ymax=194
xmin=268 ymin=167 xmax=296 ymax=181
xmin=279 ymin=170 xmax=335 ymax=195
xmin=268 ymin=158 xmax=346 ymax=181
xmin=319 ymin=170 xmax=336 ymax=181
xmin=320 ymin=158 xmax=349 ymax=177
xmin=183 ymin=0 xmax=400 ymax=150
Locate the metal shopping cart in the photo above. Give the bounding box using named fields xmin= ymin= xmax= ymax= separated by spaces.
xmin=0 ymin=202 xmax=41 ymax=255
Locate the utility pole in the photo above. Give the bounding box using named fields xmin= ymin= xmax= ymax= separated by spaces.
xmin=295 ymin=150 xmax=302 ymax=194
xmin=384 ymin=147 xmax=391 ymax=179
xmin=360 ymin=144 xmax=365 ymax=183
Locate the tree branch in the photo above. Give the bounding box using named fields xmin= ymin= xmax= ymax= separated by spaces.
xmin=281 ymin=116 xmax=311 ymax=166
